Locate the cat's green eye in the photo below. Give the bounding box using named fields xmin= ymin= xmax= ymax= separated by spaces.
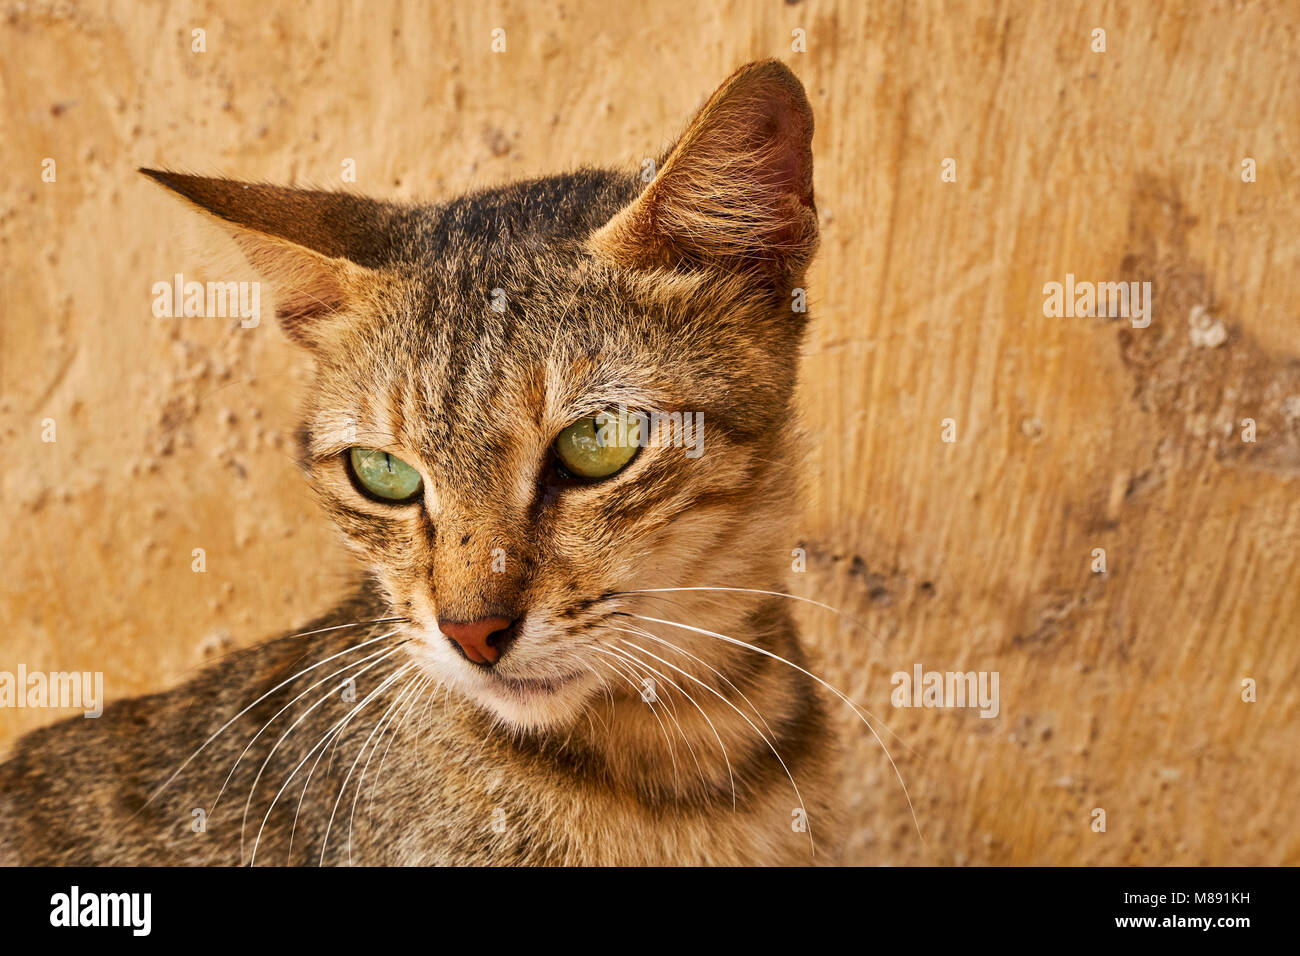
xmin=554 ymin=409 xmax=643 ymax=480
xmin=347 ymin=447 xmax=423 ymax=502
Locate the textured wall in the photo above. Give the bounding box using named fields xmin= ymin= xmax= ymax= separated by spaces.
xmin=2 ymin=0 xmax=1297 ymax=864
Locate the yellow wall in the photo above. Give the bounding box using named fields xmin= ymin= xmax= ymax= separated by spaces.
xmin=2 ymin=0 xmax=1297 ymax=863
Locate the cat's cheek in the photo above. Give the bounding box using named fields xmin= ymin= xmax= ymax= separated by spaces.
xmin=401 ymin=587 xmax=439 ymax=634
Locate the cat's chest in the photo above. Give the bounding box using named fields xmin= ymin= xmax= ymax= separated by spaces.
xmin=356 ymin=720 xmax=825 ymax=866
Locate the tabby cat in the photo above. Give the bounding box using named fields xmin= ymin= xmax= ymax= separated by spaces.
xmin=0 ymin=60 xmax=836 ymax=865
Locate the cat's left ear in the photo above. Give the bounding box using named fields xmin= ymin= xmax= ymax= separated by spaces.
xmin=140 ymin=169 xmax=395 ymax=346
xmin=589 ymin=59 xmax=817 ymax=289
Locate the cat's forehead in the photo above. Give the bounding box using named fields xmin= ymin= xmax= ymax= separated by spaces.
xmin=402 ymin=169 xmax=641 ymax=265
xmin=367 ymin=174 xmax=667 ymax=399
xmin=338 ymin=271 xmax=636 ymax=481
xmin=382 ymin=170 xmax=648 ymax=355
xmin=388 ymin=273 xmax=662 ymax=430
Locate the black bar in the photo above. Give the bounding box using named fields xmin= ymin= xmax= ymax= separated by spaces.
xmin=0 ymin=866 xmax=1285 ymax=942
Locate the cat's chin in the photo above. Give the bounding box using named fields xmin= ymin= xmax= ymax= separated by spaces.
xmin=469 ymin=671 xmax=595 ymax=731
xmin=407 ymin=652 xmax=593 ymax=732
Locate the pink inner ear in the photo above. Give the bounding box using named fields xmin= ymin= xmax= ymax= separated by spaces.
xmin=749 ymin=96 xmax=815 ymax=211
xmin=590 ymin=61 xmax=818 ymax=280
xmin=730 ymin=90 xmax=816 ymax=262
xmin=230 ymin=231 xmax=350 ymax=344
xmin=276 ymin=292 xmax=344 ymax=334
xmin=270 ymin=274 xmax=349 ymax=344
xmin=689 ymin=71 xmax=817 ymax=260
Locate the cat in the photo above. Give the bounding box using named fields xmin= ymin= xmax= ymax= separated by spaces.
xmin=0 ymin=59 xmax=836 ymax=865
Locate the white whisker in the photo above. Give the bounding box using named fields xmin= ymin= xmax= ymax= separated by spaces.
xmin=592 ymin=650 xmax=682 ymax=799
xmin=593 ymin=632 xmax=736 ymax=810
xmin=242 ymin=647 xmax=405 ymax=863
xmin=606 ymin=630 xmax=815 ymax=854
xmin=137 ymin=626 xmax=402 ymax=814
xmin=314 ymin=663 xmax=419 ymax=866
xmin=213 ymin=637 xmax=402 ymax=814
xmin=627 ymin=611 xmax=924 ymax=842
xmin=597 ymin=646 xmax=707 ymax=797
xmin=615 ymin=585 xmax=892 ymax=654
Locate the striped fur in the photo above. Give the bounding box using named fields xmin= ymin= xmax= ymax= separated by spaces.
xmin=0 ymin=60 xmax=837 ymax=865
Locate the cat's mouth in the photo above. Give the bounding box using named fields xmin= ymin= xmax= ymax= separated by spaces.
xmin=487 ymin=670 xmax=583 ymax=697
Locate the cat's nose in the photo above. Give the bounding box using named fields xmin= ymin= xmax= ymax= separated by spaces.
xmin=438 ymin=616 xmax=518 ymax=665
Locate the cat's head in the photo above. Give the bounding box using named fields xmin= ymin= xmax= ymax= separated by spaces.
xmin=145 ymin=60 xmax=817 ymax=732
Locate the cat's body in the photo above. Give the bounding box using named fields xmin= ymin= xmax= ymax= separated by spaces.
xmin=0 ymin=60 xmax=837 ymax=865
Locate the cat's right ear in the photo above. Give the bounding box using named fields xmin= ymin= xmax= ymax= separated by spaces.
xmin=140 ymin=169 xmax=395 ymax=346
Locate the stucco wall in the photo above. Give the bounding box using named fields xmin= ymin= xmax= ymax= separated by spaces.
xmin=2 ymin=0 xmax=1297 ymax=863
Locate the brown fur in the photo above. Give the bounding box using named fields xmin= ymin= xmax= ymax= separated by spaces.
xmin=0 ymin=60 xmax=835 ymax=865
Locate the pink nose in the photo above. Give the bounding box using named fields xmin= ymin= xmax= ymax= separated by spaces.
xmin=438 ymin=616 xmax=515 ymax=665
